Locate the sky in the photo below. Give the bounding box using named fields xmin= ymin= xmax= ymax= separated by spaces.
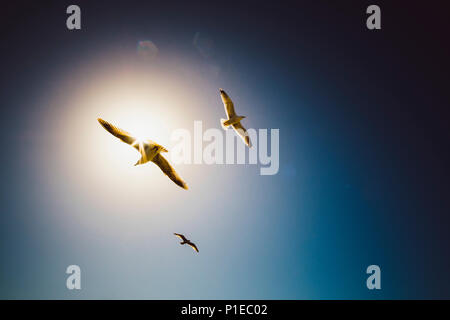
xmin=0 ymin=1 xmax=449 ymax=299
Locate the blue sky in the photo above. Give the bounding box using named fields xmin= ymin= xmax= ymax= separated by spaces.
xmin=0 ymin=1 xmax=449 ymax=299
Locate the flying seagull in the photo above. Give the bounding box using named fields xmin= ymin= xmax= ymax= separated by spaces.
xmin=174 ymin=233 xmax=199 ymax=253
xmin=98 ymin=118 xmax=188 ymax=190
xmin=219 ymin=88 xmax=252 ymax=147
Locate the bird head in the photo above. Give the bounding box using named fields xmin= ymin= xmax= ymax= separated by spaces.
xmin=158 ymin=145 xmax=168 ymax=153
xmin=151 ymin=143 xmax=167 ymax=153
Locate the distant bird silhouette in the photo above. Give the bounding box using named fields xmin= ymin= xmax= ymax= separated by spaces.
xmin=174 ymin=233 xmax=199 ymax=253
xmin=98 ymin=118 xmax=188 ymax=190
xmin=219 ymin=89 xmax=252 ymax=147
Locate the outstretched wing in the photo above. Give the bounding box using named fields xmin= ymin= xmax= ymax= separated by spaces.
xmin=174 ymin=233 xmax=187 ymax=242
xmin=188 ymin=242 xmax=199 ymax=253
xmin=98 ymin=118 xmax=136 ymax=146
xmin=152 ymin=153 xmax=188 ymax=190
xmin=232 ymin=122 xmax=252 ymax=148
xmin=219 ymin=89 xmax=236 ymax=119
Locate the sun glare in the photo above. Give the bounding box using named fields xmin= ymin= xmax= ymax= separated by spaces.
xmin=35 ymin=55 xmax=208 ymax=221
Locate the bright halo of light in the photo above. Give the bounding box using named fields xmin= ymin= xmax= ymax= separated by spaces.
xmin=34 ymin=54 xmax=210 ymax=224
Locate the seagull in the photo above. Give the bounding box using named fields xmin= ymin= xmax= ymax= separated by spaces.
xmin=174 ymin=233 xmax=199 ymax=253
xmin=97 ymin=118 xmax=188 ymax=190
xmin=219 ymin=88 xmax=252 ymax=147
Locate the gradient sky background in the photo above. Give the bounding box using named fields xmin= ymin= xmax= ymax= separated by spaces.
xmin=1 ymin=1 xmax=449 ymax=299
